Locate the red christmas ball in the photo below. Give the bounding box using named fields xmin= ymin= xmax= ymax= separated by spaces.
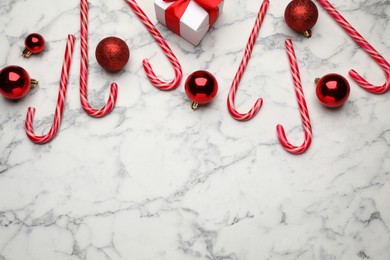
xmin=0 ymin=66 xmax=37 ymax=100
xmin=185 ymin=70 xmax=218 ymax=110
xmin=316 ymin=74 xmax=350 ymax=108
xmin=23 ymin=33 xmax=45 ymax=57
xmin=284 ymin=0 xmax=318 ymax=37
xmin=95 ymin=36 xmax=130 ymax=72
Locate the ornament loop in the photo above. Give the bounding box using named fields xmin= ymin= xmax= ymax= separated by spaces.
xmin=22 ymin=49 xmax=33 ymax=58
xmin=317 ymin=0 xmax=390 ymax=94
xmin=30 ymin=79 xmax=39 ymax=88
xmin=227 ymin=0 xmax=269 ymax=121
xmin=191 ymin=102 xmax=199 ymax=110
xmin=124 ymin=0 xmax=183 ymax=91
xmin=80 ymin=0 xmax=118 ymax=118
xmin=276 ymin=39 xmax=312 ymax=155
xmin=303 ymin=30 xmax=312 ymax=38
xmin=25 ymin=35 xmax=76 ymax=144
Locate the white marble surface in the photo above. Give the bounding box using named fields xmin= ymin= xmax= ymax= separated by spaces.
xmin=1 ymin=0 xmax=390 ymax=259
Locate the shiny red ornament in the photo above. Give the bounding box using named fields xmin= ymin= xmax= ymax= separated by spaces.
xmin=23 ymin=33 xmax=45 ymax=58
xmin=0 ymin=66 xmax=38 ymax=100
xmin=284 ymin=0 xmax=318 ymax=37
xmin=95 ymin=37 xmax=130 ymax=72
xmin=315 ymin=73 xmax=350 ymax=108
xmin=185 ymin=70 xmax=218 ymax=110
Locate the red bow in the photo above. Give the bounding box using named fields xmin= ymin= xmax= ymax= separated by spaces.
xmin=163 ymin=0 xmax=222 ymax=35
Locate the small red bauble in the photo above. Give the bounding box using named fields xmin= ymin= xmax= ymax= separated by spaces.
xmin=23 ymin=33 xmax=45 ymax=58
xmin=185 ymin=70 xmax=218 ymax=110
xmin=0 ymin=66 xmax=38 ymax=100
xmin=95 ymin=36 xmax=130 ymax=72
xmin=284 ymin=0 xmax=318 ymax=37
xmin=315 ymin=73 xmax=350 ymax=108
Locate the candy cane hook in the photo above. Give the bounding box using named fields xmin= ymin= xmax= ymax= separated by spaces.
xmin=276 ymin=39 xmax=312 ymax=155
xmin=124 ymin=0 xmax=182 ymax=91
xmin=80 ymin=0 xmax=118 ymax=117
xmin=227 ymin=0 xmax=270 ymax=121
xmin=317 ymin=0 xmax=390 ymax=94
xmin=25 ymin=35 xmax=76 ymax=144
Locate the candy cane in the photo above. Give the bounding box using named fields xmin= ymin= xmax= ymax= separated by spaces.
xmin=124 ymin=0 xmax=182 ymax=91
xmin=227 ymin=0 xmax=270 ymax=121
xmin=317 ymin=0 xmax=390 ymax=94
xmin=80 ymin=0 xmax=118 ymax=117
xmin=276 ymin=39 xmax=312 ymax=155
xmin=25 ymin=35 xmax=76 ymax=144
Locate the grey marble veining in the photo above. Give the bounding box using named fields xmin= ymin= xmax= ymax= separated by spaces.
xmin=0 ymin=0 xmax=390 ymax=259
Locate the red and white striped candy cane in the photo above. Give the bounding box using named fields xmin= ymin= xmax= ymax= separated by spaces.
xmin=25 ymin=35 xmax=76 ymax=144
xmin=317 ymin=0 xmax=390 ymax=94
xmin=124 ymin=0 xmax=182 ymax=91
xmin=276 ymin=39 xmax=312 ymax=155
xmin=227 ymin=0 xmax=270 ymax=121
xmin=80 ymin=0 xmax=118 ymax=117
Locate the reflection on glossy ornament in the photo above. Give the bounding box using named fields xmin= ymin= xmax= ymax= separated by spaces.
xmin=315 ymin=73 xmax=350 ymax=108
xmin=95 ymin=36 xmax=130 ymax=72
xmin=0 ymin=66 xmax=38 ymax=100
xmin=284 ymin=0 xmax=318 ymax=37
xmin=185 ymin=70 xmax=218 ymax=110
xmin=23 ymin=33 xmax=45 ymax=58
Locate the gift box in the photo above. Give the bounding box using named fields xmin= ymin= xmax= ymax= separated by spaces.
xmin=154 ymin=0 xmax=224 ymax=46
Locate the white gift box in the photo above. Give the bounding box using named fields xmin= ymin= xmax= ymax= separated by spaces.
xmin=154 ymin=0 xmax=224 ymax=46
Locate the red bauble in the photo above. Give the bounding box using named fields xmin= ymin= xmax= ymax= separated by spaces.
xmin=185 ymin=70 xmax=218 ymax=110
xmin=23 ymin=33 xmax=45 ymax=57
xmin=95 ymin=37 xmax=130 ymax=72
xmin=0 ymin=66 xmax=38 ymax=100
xmin=316 ymin=74 xmax=350 ymax=108
xmin=284 ymin=0 xmax=318 ymax=37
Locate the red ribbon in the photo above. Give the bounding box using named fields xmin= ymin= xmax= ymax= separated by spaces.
xmin=163 ymin=0 xmax=222 ymax=35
